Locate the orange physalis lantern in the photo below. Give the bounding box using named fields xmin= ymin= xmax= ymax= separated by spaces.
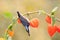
xmin=17 ymin=18 xmax=21 ymax=23
xmin=45 ymin=16 xmax=51 ymax=24
xmin=8 ymin=30 xmax=14 ymax=37
xmin=30 ymin=18 xmax=39 ymax=28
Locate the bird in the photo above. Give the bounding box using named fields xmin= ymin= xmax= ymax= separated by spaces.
xmin=17 ymin=11 xmax=30 ymax=36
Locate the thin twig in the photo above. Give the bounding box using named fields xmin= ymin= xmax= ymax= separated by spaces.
xmin=23 ymin=11 xmax=39 ymax=16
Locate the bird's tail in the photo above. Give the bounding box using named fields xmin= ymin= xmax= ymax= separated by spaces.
xmin=26 ymin=29 xmax=30 ymax=36
xmin=25 ymin=26 xmax=30 ymax=36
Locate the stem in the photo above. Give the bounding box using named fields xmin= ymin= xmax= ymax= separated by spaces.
xmin=23 ymin=10 xmax=60 ymax=22
xmin=4 ymin=17 xmax=18 ymax=40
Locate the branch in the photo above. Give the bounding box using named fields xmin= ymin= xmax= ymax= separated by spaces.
xmin=23 ymin=10 xmax=60 ymax=22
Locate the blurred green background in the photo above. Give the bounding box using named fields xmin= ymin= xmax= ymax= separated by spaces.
xmin=0 ymin=0 xmax=60 ymax=40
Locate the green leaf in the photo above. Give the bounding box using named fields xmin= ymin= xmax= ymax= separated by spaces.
xmin=8 ymin=23 xmax=13 ymax=30
xmin=4 ymin=12 xmax=13 ymax=19
xmin=51 ymin=7 xmax=58 ymax=15
xmin=51 ymin=7 xmax=58 ymax=13
xmin=51 ymin=15 xmax=56 ymax=26
xmin=8 ymin=17 xmax=17 ymax=30
xmin=50 ymin=7 xmax=58 ymax=26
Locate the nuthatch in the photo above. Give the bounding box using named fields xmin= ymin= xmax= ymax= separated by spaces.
xmin=17 ymin=11 xmax=30 ymax=36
